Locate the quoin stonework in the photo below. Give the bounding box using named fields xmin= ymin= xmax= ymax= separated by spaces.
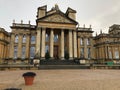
xmin=0 ymin=5 xmax=120 ymax=64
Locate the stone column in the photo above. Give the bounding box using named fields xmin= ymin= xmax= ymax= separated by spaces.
xmin=50 ymin=29 xmax=54 ymax=59
xmin=41 ymin=28 xmax=46 ymax=59
xmin=10 ymin=33 xmax=15 ymax=58
xmin=18 ymin=34 xmax=22 ymax=58
xmin=35 ymin=27 xmax=41 ymax=58
xmin=69 ymin=30 xmax=73 ymax=60
xmin=61 ymin=29 xmax=64 ymax=60
xmin=73 ymin=31 xmax=77 ymax=58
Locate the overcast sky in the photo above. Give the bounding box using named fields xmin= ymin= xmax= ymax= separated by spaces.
xmin=0 ymin=0 xmax=120 ymax=35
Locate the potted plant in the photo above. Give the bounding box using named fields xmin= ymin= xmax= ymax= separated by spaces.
xmin=22 ymin=72 xmax=36 ymax=85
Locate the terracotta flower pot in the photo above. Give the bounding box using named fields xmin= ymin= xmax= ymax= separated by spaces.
xmin=23 ymin=72 xmax=36 ymax=86
xmin=24 ymin=76 xmax=35 ymax=85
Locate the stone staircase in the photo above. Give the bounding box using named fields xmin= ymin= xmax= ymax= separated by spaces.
xmin=39 ymin=60 xmax=90 ymax=69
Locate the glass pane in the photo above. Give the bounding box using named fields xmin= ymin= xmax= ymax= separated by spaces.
xmin=46 ymin=34 xmax=49 ymax=42
xmin=31 ymin=36 xmax=35 ymax=44
xmin=30 ymin=46 xmax=35 ymax=59
xmin=15 ymin=35 xmax=19 ymax=43
xmin=23 ymin=35 xmax=26 ymax=43
xmin=45 ymin=45 xmax=49 ymax=53
xmin=54 ymin=35 xmax=58 ymax=42
xmin=22 ymin=46 xmax=26 ymax=59
xmin=14 ymin=46 xmax=18 ymax=59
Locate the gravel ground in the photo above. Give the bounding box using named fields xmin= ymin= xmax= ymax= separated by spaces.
xmin=0 ymin=69 xmax=120 ymax=90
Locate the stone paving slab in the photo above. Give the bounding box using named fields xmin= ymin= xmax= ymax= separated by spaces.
xmin=0 ymin=70 xmax=120 ymax=90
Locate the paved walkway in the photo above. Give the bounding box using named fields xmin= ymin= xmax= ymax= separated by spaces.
xmin=0 ymin=70 xmax=120 ymax=90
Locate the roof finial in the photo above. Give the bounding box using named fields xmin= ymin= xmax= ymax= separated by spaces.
xmin=83 ymin=24 xmax=85 ymax=28
xmin=100 ymin=29 xmax=102 ymax=34
xmin=13 ymin=19 xmax=15 ymax=23
xmin=55 ymin=4 xmax=59 ymax=10
xmin=28 ymin=20 xmax=31 ymax=24
xmin=21 ymin=20 xmax=23 ymax=24
xmin=89 ymin=24 xmax=92 ymax=28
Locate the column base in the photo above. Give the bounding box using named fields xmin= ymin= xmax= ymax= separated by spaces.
xmin=50 ymin=57 xmax=54 ymax=60
xmin=69 ymin=57 xmax=73 ymax=60
xmin=61 ymin=57 xmax=65 ymax=60
xmin=40 ymin=57 xmax=45 ymax=60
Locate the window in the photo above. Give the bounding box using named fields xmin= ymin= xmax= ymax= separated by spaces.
xmin=88 ymin=48 xmax=91 ymax=59
xmin=54 ymin=34 xmax=58 ymax=42
xmin=22 ymin=46 xmax=26 ymax=59
xmin=22 ymin=35 xmax=26 ymax=43
xmin=30 ymin=46 xmax=35 ymax=59
xmin=15 ymin=35 xmax=19 ymax=43
xmin=31 ymin=36 xmax=36 ymax=44
xmin=108 ymin=47 xmax=112 ymax=59
xmin=45 ymin=45 xmax=49 ymax=53
xmin=87 ymin=38 xmax=90 ymax=45
xmin=14 ymin=46 xmax=18 ymax=59
xmin=80 ymin=38 xmax=84 ymax=45
xmin=80 ymin=47 xmax=84 ymax=58
xmin=46 ymin=34 xmax=49 ymax=42
xmin=115 ymin=48 xmax=119 ymax=59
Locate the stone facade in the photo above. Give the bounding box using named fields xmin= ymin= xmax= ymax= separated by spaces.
xmin=0 ymin=5 xmax=120 ymax=64
xmin=0 ymin=28 xmax=10 ymax=63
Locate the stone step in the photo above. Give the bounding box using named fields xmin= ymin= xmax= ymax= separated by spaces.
xmin=39 ymin=65 xmax=90 ymax=69
xmin=40 ymin=60 xmax=79 ymax=65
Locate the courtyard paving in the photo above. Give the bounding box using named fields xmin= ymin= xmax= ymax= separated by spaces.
xmin=0 ymin=69 xmax=120 ymax=90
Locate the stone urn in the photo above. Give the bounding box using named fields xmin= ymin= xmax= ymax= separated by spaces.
xmin=22 ymin=72 xmax=36 ymax=85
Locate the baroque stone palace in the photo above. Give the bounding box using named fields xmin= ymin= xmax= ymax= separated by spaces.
xmin=0 ymin=5 xmax=120 ymax=64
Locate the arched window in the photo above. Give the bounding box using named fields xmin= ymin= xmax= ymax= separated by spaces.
xmin=22 ymin=35 xmax=26 ymax=43
xmin=54 ymin=34 xmax=58 ymax=42
xmin=15 ymin=35 xmax=19 ymax=43
xmin=31 ymin=36 xmax=36 ymax=44
xmin=80 ymin=38 xmax=84 ymax=45
xmin=87 ymin=38 xmax=90 ymax=45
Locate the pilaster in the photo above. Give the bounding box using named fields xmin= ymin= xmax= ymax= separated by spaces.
xmin=10 ymin=33 xmax=15 ymax=58
xmin=84 ymin=38 xmax=88 ymax=59
xmin=26 ymin=34 xmax=30 ymax=58
xmin=18 ymin=34 xmax=22 ymax=58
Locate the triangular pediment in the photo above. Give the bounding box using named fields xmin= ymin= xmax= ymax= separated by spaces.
xmin=37 ymin=13 xmax=77 ymax=24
